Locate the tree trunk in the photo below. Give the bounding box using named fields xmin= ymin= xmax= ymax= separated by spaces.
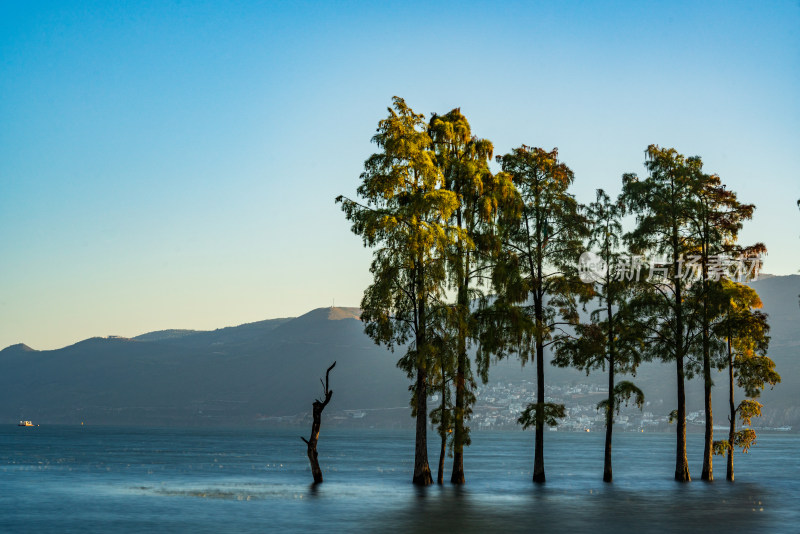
xmin=533 ymin=253 xmax=545 ymax=484
xmin=675 ymin=354 xmax=690 ymax=482
xmin=301 ymin=362 xmax=335 ymax=484
xmin=451 ymin=365 xmax=465 ymax=484
xmin=412 ymin=261 xmax=433 ymax=486
xmin=304 ymin=407 xmax=325 ymax=484
xmin=604 ymin=293 xmax=615 ymax=483
xmin=451 ymin=342 xmax=466 ymax=484
xmin=674 ymin=229 xmax=690 ymax=482
xmin=451 ymin=266 xmax=468 ymax=485
xmin=701 ymin=352 xmax=713 ymax=481
xmin=701 ymin=271 xmax=713 ymax=481
xmin=604 ymin=345 xmax=614 ymax=480
xmin=533 ymin=324 xmax=545 ymax=483
xmin=413 ymin=365 xmax=433 ymax=485
xmin=437 ymin=431 xmax=446 ymax=485
xmin=437 ymin=375 xmax=447 ymax=485
xmin=727 ymin=335 xmax=735 ymax=482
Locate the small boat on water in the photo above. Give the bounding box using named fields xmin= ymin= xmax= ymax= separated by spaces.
xmin=18 ymin=420 xmax=34 ymax=427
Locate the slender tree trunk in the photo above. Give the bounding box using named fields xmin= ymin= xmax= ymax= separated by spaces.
xmin=701 ymin=263 xmax=713 ymax=481
xmin=451 ymin=263 xmax=468 ymax=484
xmin=437 ymin=429 xmax=446 ymax=485
xmin=604 ymin=297 xmax=615 ymax=483
xmin=451 ymin=386 xmax=465 ymax=483
xmin=413 ymin=365 xmax=432 ymax=485
xmin=413 ymin=293 xmax=433 ymax=486
xmin=674 ymin=232 xmax=691 ymax=482
xmin=437 ymin=376 xmax=447 ymax=485
xmin=451 ymin=358 xmax=465 ymax=484
xmin=675 ymin=357 xmax=690 ymax=481
xmin=533 ymin=339 xmax=545 ymax=483
xmin=604 ymin=356 xmax=614 ymax=483
xmin=701 ymin=347 xmax=713 ymax=481
xmin=727 ymin=334 xmax=735 ymax=481
xmin=530 ymin=210 xmax=546 ymax=485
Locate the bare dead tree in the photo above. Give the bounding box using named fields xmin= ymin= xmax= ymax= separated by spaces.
xmin=300 ymin=361 xmax=336 ymax=483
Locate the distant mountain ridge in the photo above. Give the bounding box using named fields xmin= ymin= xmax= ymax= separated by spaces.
xmin=1 ymin=276 xmax=798 ymax=428
xmin=0 ymin=307 xmax=409 ymax=426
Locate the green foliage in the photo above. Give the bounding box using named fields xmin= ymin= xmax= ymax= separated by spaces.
xmin=713 ymin=280 xmax=780 ymax=398
xmin=733 ymin=429 xmax=758 ymax=453
xmin=712 ymin=439 xmax=730 ymax=456
xmin=737 ymin=399 xmax=763 ymax=427
xmin=554 ymin=189 xmax=645 ymax=378
xmin=487 ymin=145 xmax=589 ymax=362
xmin=736 ymin=351 xmax=781 ymax=399
xmin=710 ymin=279 xmax=779 ymax=468
xmin=338 ymin=97 xmax=465 ymax=483
xmin=597 ymin=381 xmax=645 ymax=415
xmin=427 ymin=108 xmax=516 ymax=462
xmin=518 ymin=402 xmax=566 ymax=429
xmin=621 ymin=145 xmax=704 ymax=366
xmin=715 ymin=429 xmax=758 ymax=456
xmin=668 ymin=409 xmax=679 ymax=424
xmin=337 ymin=96 xmax=461 ymax=357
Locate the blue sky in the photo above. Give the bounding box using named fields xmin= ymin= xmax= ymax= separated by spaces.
xmin=1 ymin=1 xmax=798 ymax=349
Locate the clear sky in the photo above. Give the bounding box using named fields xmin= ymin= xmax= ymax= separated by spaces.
xmin=1 ymin=1 xmax=798 ymax=350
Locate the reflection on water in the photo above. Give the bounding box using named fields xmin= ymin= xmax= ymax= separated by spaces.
xmin=0 ymin=426 xmax=797 ymax=533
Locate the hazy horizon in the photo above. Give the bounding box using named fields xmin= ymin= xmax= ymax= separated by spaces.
xmin=2 ymin=1 xmax=798 ymax=350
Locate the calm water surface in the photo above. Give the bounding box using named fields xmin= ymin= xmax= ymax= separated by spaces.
xmin=1 ymin=426 xmax=797 ymax=533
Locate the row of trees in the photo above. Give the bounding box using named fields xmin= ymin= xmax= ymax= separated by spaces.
xmin=337 ymin=97 xmax=780 ymax=485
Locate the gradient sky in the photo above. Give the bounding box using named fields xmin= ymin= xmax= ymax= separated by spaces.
xmin=2 ymin=1 xmax=798 ymax=350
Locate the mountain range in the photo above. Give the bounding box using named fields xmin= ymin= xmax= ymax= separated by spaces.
xmin=2 ymin=276 xmax=798 ymax=428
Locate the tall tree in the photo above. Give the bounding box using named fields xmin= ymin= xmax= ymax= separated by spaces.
xmin=553 ymin=189 xmax=645 ymax=483
xmin=711 ymin=280 xmax=780 ymax=481
xmin=428 ymin=109 xmax=516 ymax=484
xmin=685 ymin=166 xmax=755 ymax=481
xmin=489 ymin=146 xmax=589 ymax=483
xmin=621 ymin=145 xmax=699 ymax=482
xmin=337 ymin=97 xmax=461 ymax=485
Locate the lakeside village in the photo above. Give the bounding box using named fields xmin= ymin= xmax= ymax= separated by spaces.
xmin=301 ymin=380 xmax=789 ymax=433
xmin=471 ymin=381 xmax=668 ymax=432
xmin=265 ymin=380 xmax=791 ymax=433
xmin=267 ymin=381 xmax=701 ymax=432
xmin=466 ymin=381 xmax=791 ymax=432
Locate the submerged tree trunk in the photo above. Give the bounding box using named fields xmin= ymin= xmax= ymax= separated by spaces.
xmin=674 ymin=232 xmax=691 ymax=483
xmin=701 ymin=274 xmax=713 ymax=481
xmin=604 ymin=321 xmax=615 ymax=482
xmin=413 ymin=365 xmax=433 ymax=485
xmin=603 ymin=293 xmax=616 ymax=483
xmin=604 ymin=362 xmax=614 ymax=483
xmin=413 ymin=264 xmax=433 ymax=486
xmin=300 ymin=362 xmax=336 ymax=484
xmin=437 ymin=431 xmax=446 ymax=485
xmin=675 ymin=353 xmax=691 ymax=482
xmin=727 ymin=336 xmax=735 ymax=481
xmin=451 ymin=358 xmax=465 ymax=484
xmin=451 ymin=266 xmax=469 ymax=485
xmin=701 ymin=350 xmax=714 ymax=481
xmin=437 ymin=375 xmax=447 ymax=485
xmin=533 ymin=254 xmax=545 ymax=484
xmin=533 ymin=341 xmax=545 ymax=484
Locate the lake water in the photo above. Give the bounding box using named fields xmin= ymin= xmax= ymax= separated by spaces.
xmin=1 ymin=426 xmax=798 ymax=533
